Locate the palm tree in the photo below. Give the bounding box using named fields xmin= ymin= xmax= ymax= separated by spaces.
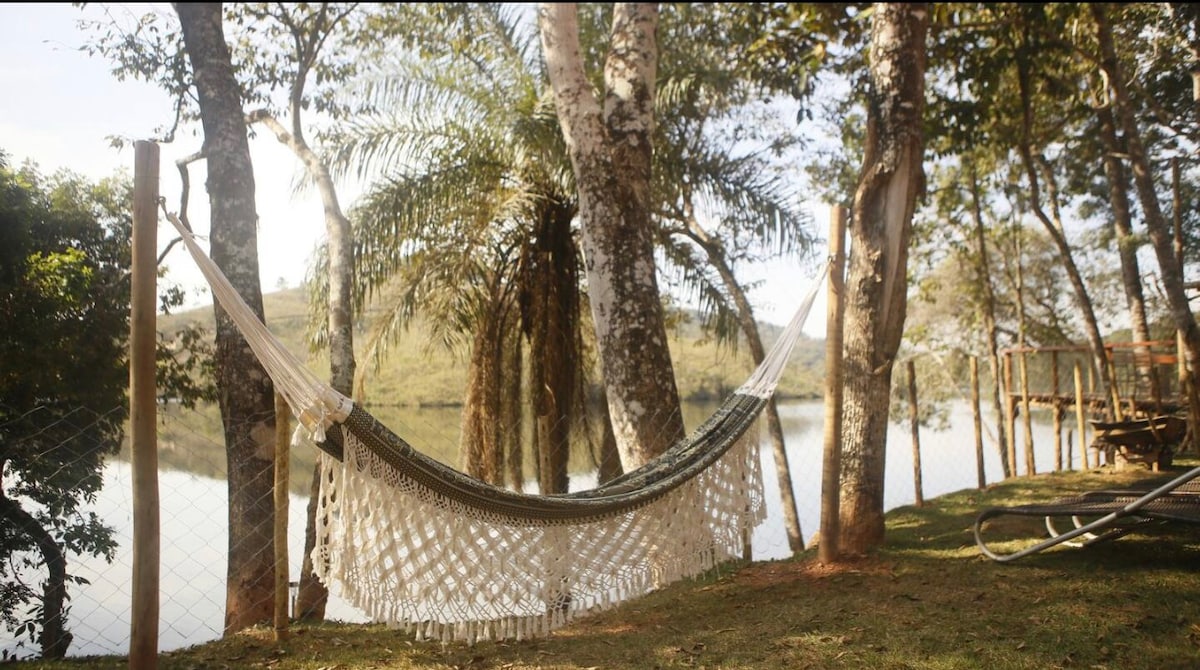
xmin=313 ymin=3 xmax=818 ymax=494
xmin=316 ymin=3 xmax=585 ymax=491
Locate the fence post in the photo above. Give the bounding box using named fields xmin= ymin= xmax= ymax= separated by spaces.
xmin=971 ymin=356 xmax=986 ymax=489
xmin=1075 ymin=361 xmax=1089 ymax=469
xmin=818 ymin=205 xmax=847 ymax=562
xmin=274 ymin=393 xmax=290 ymax=641
xmin=1019 ymin=350 xmax=1036 ymax=476
xmin=907 ymin=360 xmax=924 ymax=507
xmin=129 ymin=140 xmax=160 ymax=670
xmin=1003 ymin=352 xmax=1017 ymax=478
xmin=1052 ymin=351 xmax=1063 ymax=471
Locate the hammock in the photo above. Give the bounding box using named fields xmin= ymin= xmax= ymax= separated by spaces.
xmin=165 ymin=213 xmax=823 ymax=642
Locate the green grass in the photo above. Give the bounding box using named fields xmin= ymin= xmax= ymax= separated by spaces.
xmin=16 ymin=461 xmax=1200 ymax=669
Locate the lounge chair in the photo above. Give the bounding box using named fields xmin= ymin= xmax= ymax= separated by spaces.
xmin=973 ymin=464 xmax=1200 ymax=562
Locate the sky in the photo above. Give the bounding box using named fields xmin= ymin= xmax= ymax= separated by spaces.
xmin=0 ymin=3 xmax=831 ymax=335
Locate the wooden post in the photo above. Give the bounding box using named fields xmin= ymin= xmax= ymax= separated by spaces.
xmin=1052 ymin=351 xmax=1063 ymax=472
xmin=971 ymin=356 xmax=986 ymax=489
xmin=1179 ymin=330 xmax=1197 ymax=454
xmin=1003 ymin=352 xmax=1017 ymax=478
xmin=1018 ymin=350 xmax=1036 ymax=476
xmin=818 ymin=205 xmax=847 ymax=562
xmin=129 ymin=141 xmax=160 ymax=670
xmin=273 ymin=393 xmax=290 ymax=641
xmin=907 ymin=360 xmax=924 ymax=507
xmin=1066 ymin=431 xmax=1074 ymax=473
xmin=1074 ymin=361 xmax=1089 ymax=469
xmin=1107 ymin=344 xmax=1125 ymax=422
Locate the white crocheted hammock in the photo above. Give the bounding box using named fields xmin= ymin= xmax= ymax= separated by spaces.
xmin=166 ymin=212 xmax=822 ymax=643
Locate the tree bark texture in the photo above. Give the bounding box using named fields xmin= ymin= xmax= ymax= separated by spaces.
xmin=461 ymin=302 xmax=506 ymax=485
xmin=247 ymin=109 xmax=353 ymax=626
xmin=838 ymin=2 xmax=928 ymax=554
xmin=1012 ymin=21 xmax=1115 ymax=413
xmin=540 ymin=2 xmax=686 ymax=470
xmin=966 ymin=165 xmax=1011 ymax=479
xmin=175 ymin=2 xmax=278 ymax=635
xmin=520 ymin=200 xmax=579 ymax=494
xmin=1093 ymin=3 xmax=1200 ymax=430
xmin=1095 ymin=104 xmax=1156 ymax=400
xmin=244 ymin=112 xmax=345 ymax=622
xmin=502 ymin=332 xmax=524 ymax=491
xmin=681 ymin=216 xmax=803 ymax=552
xmin=0 ymin=495 xmax=70 ymax=658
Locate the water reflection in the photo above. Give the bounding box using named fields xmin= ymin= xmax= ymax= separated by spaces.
xmin=2 ymin=399 xmax=1072 ymax=659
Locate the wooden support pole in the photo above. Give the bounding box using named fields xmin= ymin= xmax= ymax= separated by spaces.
xmin=1052 ymin=351 xmax=1063 ymax=472
xmin=274 ymin=393 xmax=290 ymax=641
xmin=907 ymin=360 xmax=924 ymax=507
xmin=1018 ymin=350 xmax=1036 ymax=476
xmin=1107 ymin=345 xmax=1125 ymax=422
xmin=818 ymin=205 xmax=847 ymax=562
xmin=1003 ymin=352 xmax=1017 ymax=478
xmin=129 ymin=140 xmax=160 ymax=670
xmin=1179 ymin=330 xmax=1197 ymax=453
xmin=971 ymin=356 xmax=986 ymax=489
xmin=1075 ymin=361 xmax=1089 ymax=469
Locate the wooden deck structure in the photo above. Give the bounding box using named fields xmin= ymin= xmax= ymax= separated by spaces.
xmin=999 ymin=339 xmax=1193 ymax=473
xmin=1003 ymin=340 xmax=1187 ymax=415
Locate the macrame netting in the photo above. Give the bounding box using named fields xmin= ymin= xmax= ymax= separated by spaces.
xmin=305 ymin=422 xmax=763 ymax=642
xmin=165 ymin=212 xmax=823 ymax=642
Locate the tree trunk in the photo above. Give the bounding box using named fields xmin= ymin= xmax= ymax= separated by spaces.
xmin=837 ymin=2 xmax=928 ymax=555
xmin=0 ymin=495 xmax=70 ymax=658
xmin=679 ymin=213 xmax=803 ymax=552
xmin=175 ymin=2 xmax=277 ymax=635
xmin=1095 ymin=103 xmax=1156 ymax=401
xmin=294 ymin=464 xmax=327 ymax=620
xmin=540 ymin=2 xmax=686 ymax=469
xmin=461 ymin=302 xmax=505 ymax=485
xmin=967 ymin=165 xmax=1012 ymax=479
xmin=595 ymin=390 xmax=625 ymax=484
xmin=242 ymin=5 xmax=359 ymax=621
xmin=503 ymin=329 xmax=525 ymax=491
xmin=246 ymin=108 xmax=355 ymax=626
xmin=1093 ymin=3 xmax=1200 ymax=431
xmin=1012 ymin=27 xmax=1115 ymax=414
xmin=521 ymin=201 xmax=579 ymax=494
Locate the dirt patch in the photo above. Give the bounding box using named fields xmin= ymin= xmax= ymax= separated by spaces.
xmin=733 ymin=555 xmax=895 ymax=588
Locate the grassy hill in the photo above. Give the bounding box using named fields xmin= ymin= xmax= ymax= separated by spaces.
xmin=162 ymin=286 xmax=827 ymax=407
xmin=152 ymin=286 xmax=825 ymax=491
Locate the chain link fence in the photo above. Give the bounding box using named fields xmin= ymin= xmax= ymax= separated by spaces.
xmin=2 ymin=393 xmax=1063 ymax=660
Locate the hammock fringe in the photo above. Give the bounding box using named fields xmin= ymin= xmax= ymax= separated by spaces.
xmin=304 ymin=423 xmax=765 ymax=643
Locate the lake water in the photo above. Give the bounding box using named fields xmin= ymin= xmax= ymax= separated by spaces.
xmin=1 ymin=399 xmax=1075 ymax=659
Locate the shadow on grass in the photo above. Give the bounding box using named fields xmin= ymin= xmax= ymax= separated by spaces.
xmin=13 ymin=462 xmax=1200 ymax=669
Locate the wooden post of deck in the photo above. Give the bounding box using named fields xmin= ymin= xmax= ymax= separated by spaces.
xmin=818 ymin=205 xmax=847 ymax=562
xmin=1075 ymin=361 xmax=1089 ymax=469
xmin=1019 ymin=350 xmax=1036 ymax=476
xmin=1107 ymin=344 xmax=1125 ymax=422
xmin=1052 ymin=351 xmax=1063 ymax=471
xmin=1004 ymin=352 xmax=1017 ymax=478
xmin=971 ymin=356 xmax=986 ymax=489
xmin=907 ymin=359 xmax=924 ymax=507
xmin=129 ymin=140 xmax=160 ymax=670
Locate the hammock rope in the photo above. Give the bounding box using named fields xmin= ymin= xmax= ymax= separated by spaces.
xmin=165 ymin=212 xmax=824 ymax=641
